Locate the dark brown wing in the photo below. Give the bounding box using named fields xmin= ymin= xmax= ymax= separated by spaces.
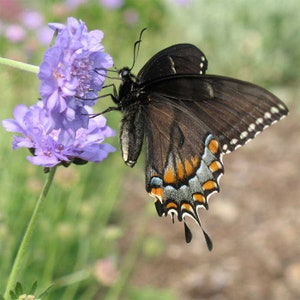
xmin=142 ymin=75 xmax=288 ymax=248
xmin=143 ymin=74 xmax=288 ymax=153
xmin=138 ymin=44 xmax=208 ymax=82
xmin=144 ymin=95 xmax=223 ymax=250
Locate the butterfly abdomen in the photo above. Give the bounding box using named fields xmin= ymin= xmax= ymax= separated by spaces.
xmin=120 ymin=103 xmax=145 ymax=167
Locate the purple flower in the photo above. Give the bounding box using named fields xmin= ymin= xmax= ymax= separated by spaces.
xmin=38 ymin=17 xmax=113 ymax=131
xmin=3 ymin=17 xmax=115 ymax=168
xmin=36 ymin=25 xmax=55 ymax=45
xmin=2 ymin=102 xmax=115 ymax=168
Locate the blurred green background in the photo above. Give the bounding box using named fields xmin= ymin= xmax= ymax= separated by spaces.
xmin=0 ymin=0 xmax=299 ymax=299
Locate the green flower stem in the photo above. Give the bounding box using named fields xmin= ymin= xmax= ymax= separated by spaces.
xmin=0 ymin=57 xmax=39 ymax=74
xmin=4 ymin=167 xmax=57 ymax=299
xmin=104 ymin=211 xmax=149 ymax=300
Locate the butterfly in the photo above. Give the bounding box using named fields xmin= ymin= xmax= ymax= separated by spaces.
xmin=105 ymin=34 xmax=288 ymax=250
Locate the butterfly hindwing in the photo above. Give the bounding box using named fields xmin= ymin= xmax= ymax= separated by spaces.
xmin=144 ymin=97 xmax=224 ymax=248
xmin=141 ymin=74 xmax=287 ymax=247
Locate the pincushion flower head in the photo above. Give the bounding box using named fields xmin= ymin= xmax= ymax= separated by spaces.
xmin=2 ymin=17 xmax=116 ymax=168
xmin=3 ymin=102 xmax=115 ymax=167
xmin=38 ymin=17 xmax=113 ymax=131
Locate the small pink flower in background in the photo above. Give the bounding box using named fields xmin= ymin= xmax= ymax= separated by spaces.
xmin=65 ymin=0 xmax=88 ymax=10
xmin=123 ymin=9 xmax=139 ymax=26
xmin=100 ymin=0 xmax=124 ymax=9
xmin=5 ymin=24 xmax=26 ymax=42
xmin=94 ymin=258 xmax=119 ymax=286
xmin=0 ymin=0 xmax=22 ymax=21
xmin=171 ymin=0 xmax=192 ymax=6
xmin=20 ymin=10 xmax=44 ymax=29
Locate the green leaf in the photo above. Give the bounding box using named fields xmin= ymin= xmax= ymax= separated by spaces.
xmin=15 ymin=283 xmax=23 ymax=296
xmin=37 ymin=284 xmax=54 ymax=299
xmin=29 ymin=282 xmax=37 ymax=295
xmin=9 ymin=290 xmax=17 ymax=299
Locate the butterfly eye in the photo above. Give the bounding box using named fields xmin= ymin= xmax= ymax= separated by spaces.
xmin=119 ymin=67 xmax=130 ymax=78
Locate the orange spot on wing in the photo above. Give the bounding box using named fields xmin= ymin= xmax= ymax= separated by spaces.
xmin=208 ymin=139 xmax=220 ymax=154
xmin=150 ymin=187 xmax=164 ymax=201
xmin=191 ymin=155 xmax=200 ymax=167
xmin=166 ymin=202 xmax=177 ymax=210
xmin=164 ymin=167 xmax=177 ymax=184
xmin=169 ymin=158 xmax=198 ymax=183
xmin=202 ymin=180 xmax=217 ymax=191
xmin=181 ymin=203 xmax=193 ymax=212
xmin=209 ymin=161 xmax=222 ymax=173
xmin=176 ymin=160 xmax=185 ymax=180
xmin=193 ymin=193 xmax=205 ymax=204
xmin=184 ymin=159 xmax=194 ymax=177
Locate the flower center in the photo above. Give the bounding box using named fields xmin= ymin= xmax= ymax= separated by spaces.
xmin=72 ymin=57 xmax=93 ymax=98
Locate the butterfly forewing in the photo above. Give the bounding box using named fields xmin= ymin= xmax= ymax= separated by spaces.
xmin=138 ymin=44 xmax=208 ymax=83
xmin=143 ymin=75 xmax=288 ymax=153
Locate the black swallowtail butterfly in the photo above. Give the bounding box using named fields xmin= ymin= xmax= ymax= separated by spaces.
xmin=105 ymin=33 xmax=288 ymax=250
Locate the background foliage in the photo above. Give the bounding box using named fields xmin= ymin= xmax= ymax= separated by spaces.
xmin=0 ymin=0 xmax=299 ymax=299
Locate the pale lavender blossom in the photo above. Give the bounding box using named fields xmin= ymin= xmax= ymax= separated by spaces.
xmin=2 ymin=102 xmax=115 ymax=167
xmin=3 ymin=17 xmax=116 ymax=168
xmin=38 ymin=17 xmax=113 ymax=131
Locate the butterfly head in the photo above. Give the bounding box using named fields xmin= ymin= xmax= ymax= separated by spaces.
xmin=119 ymin=67 xmax=137 ymax=83
xmin=115 ymin=66 xmax=142 ymax=111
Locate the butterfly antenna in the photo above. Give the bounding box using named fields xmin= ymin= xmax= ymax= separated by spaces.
xmin=94 ymin=66 xmax=121 ymax=80
xmin=130 ymin=28 xmax=147 ymax=70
